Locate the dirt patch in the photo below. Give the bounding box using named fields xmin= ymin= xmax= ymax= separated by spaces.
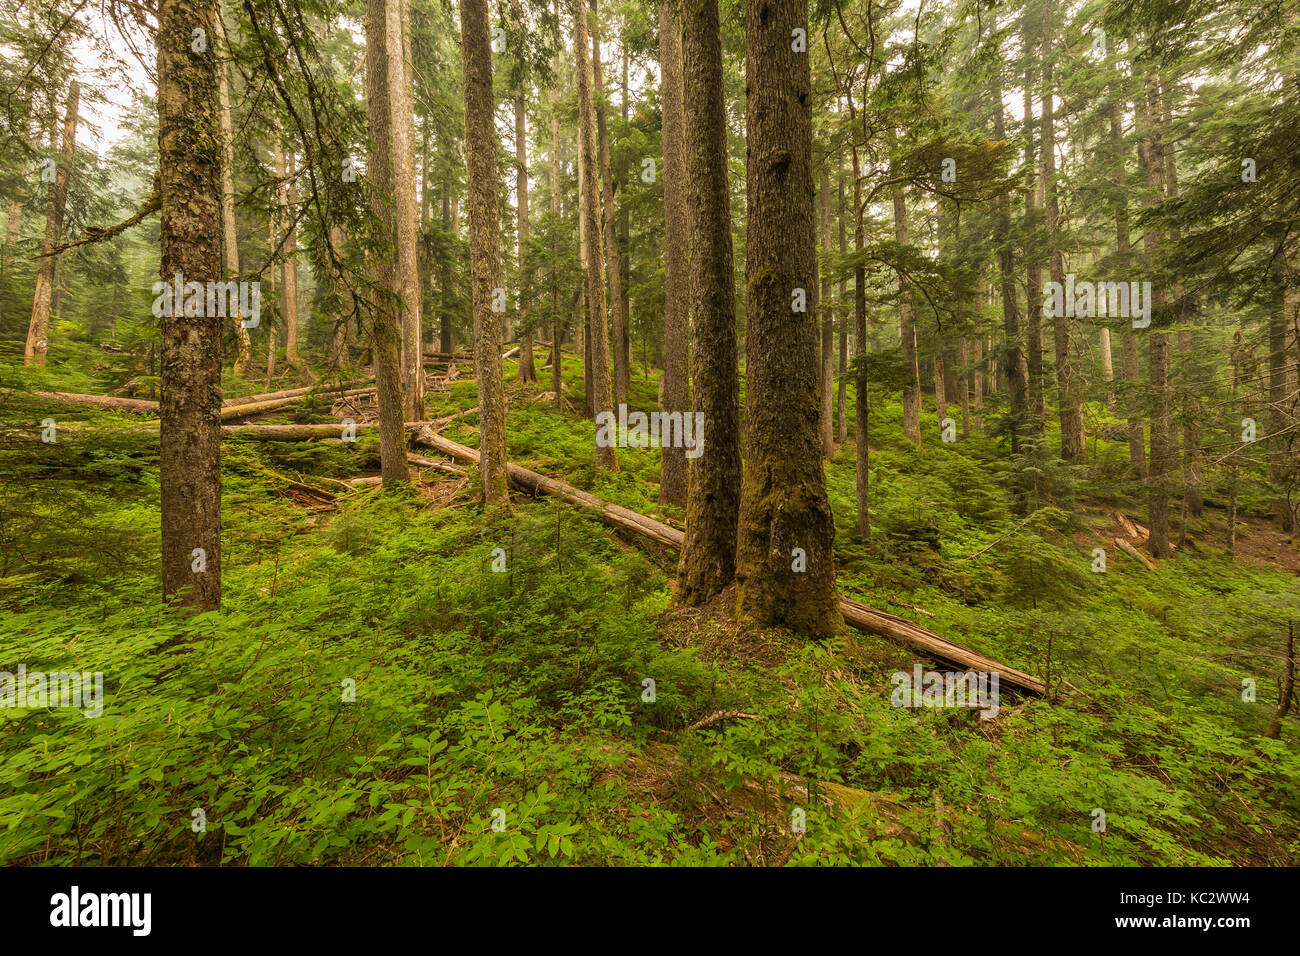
xmin=1077 ymin=504 xmax=1300 ymax=574
xmin=657 ymin=583 xmax=799 ymax=671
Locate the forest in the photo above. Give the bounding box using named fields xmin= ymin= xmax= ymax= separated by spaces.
xmin=0 ymin=0 xmax=1297 ymax=869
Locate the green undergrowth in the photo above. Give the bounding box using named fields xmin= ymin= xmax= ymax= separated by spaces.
xmin=1 ymin=358 xmax=1297 ymax=865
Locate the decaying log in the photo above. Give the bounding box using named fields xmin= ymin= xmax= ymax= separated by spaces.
xmin=31 ymin=391 xmax=159 ymax=414
xmin=411 ymin=427 xmax=1045 ymax=696
xmin=219 ymin=387 xmax=377 ymax=422
xmin=1114 ymin=537 xmax=1157 ymax=570
xmin=222 ymin=379 xmax=372 ymax=406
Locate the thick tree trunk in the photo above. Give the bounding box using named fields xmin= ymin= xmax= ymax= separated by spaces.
xmin=575 ymin=0 xmax=617 ymax=469
xmin=592 ymin=0 xmax=628 ymax=406
xmin=461 ymin=0 xmax=513 ymax=503
xmin=658 ymin=0 xmax=689 ymax=506
xmin=157 ymin=3 xmax=222 ymax=609
xmin=735 ymin=0 xmax=842 ymax=638
xmin=365 ymin=0 xmax=411 ymax=487
xmin=24 ymin=81 xmax=79 ymax=367
xmin=677 ymin=0 xmax=741 ymax=604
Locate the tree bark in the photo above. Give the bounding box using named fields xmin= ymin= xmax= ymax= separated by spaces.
xmin=735 ymin=0 xmax=842 ymax=638
xmin=1021 ymin=14 xmax=1045 ymax=431
xmin=818 ymin=167 xmax=835 ymax=456
xmin=1136 ymin=77 xmax=1172 ymax=558
xmin=992 ymin=81 xmax=1028 ymax=455
xmin=273 ymin=131 xmax=302 ymax=367
xmin=389 ymin=0 xmax=423 ymax=418
xmin=365 ymin=0 xmax=411 ymax=487
xmin=575 ymin=0 xmax=617 ymax=469
xmin=893 ymin=186 xmax=922 ymax=446
xmin=216 ymin=18 xmax=252 ymax=377
xmin=461 ymin=0 xmax=513 ymax=503
xmin=658 ymin=0 xmax=689 ymax=506
xmin=592 ymin=0 xmax=628 ymax=406
xmin=1040 ymin=0 xmax=1083 ymax=462
xmin=157 ymin=2 xmax=222 ymax=609
xmin=514 ymin=53 xmax=537 ymax=384
xmin=677 ymin=0 xmax=741 ymax=604
xmin=24 ymin=81 xmax=79 ymax=367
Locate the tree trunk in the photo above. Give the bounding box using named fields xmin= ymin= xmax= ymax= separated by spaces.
xmin=818 ymin=168 xmax=835 ymax=456
xmin=217 ymin=18 xmax=252 ymax=377
xmin=157 ymin=3 xmax=222 ymax=609
xmin=513 ymin=11 xmax=537 ymax=385
xmin=388 ymin=0 xmax=423 ymax=418
xmin=1270 ymin=296 xmax=1293 ymax=530
xmin=575 ymin=0 xmax=617 ymax=469
xmin=274 ymin=133 xmax=302 ymax=367
xmin=851 ymin=112 xmax=870 ymax=538
xmin=1107 ymin=99 xmax=1146 ymax=478
xmin=735 ymin=0 xmax=842 ymax=638
xmin=1040 ymin=2 xmax=1083 ymax=462
xmin=658 ymin=0 xmax=689 ymax=506
xmin=1137 ymin=77 xmax=1172 ymax=558
xmin=24 ymin=81 xmax=79 ymax=367
xmin=365 ymin=0 xmax=411 ymax=487
xmin=893 ymin=186 xmax=922 ymax=446
xmin=1021 ymin=19 xmax=1045 ymax=431
xmin=439 ymin=180 xmax=456 ymax=354
xmin=836 ymin=151 xmax=848 ymax=444
xmin=934 ymin=353 xmax=948 ymax=428
xmin=461 ymin=0 xmax=513 ymax=503
xmin=677 ymin=0 xmax=740 ymax=604
xmin=550 ymin=41 xmax=565 ymax=410
xmin=592 ymin=0 xmax=628 ymax=406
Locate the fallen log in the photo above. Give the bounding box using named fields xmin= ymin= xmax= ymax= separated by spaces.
xmin=346 ymin=453 xmax=466 ymax=486
xmin=31 ymin=391 xmax=159 ymax=414
xmin=1114 ymin=537 xmax=1157 ymax=570
xmin=222 ymin=379 xmax=372 ymax=406
xmin=411 ymin=427 xmax=1045 ymax=696
xmin=219 ymin=420 xmax=434 ymax=440
xmin=220 ymin=387 xmax=377 ymax=422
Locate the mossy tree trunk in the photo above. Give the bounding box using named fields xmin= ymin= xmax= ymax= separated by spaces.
xmin=677 ymin=0 xmax=740 ymax=604
xmin=157 ymin=3 xmax=221 ymax=609
xmin=735 ymin=0 xmax=842 ymax=639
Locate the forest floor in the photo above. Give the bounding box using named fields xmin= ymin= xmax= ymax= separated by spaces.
xmin=1 ymin=352 xmax=1298 ymax=865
